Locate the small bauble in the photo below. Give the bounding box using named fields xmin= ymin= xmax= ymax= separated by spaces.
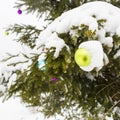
xmin=51 ymin=78 xmax=58 ymax=82
xmin=38 ymin=60 xmax=46 ymax=71
xmin=75 ymin=48 xmax=91 ymax=67
xmin=17 ymin=9 xmax=22 ymax=14
xmin=5 ymin=31 xmax=9 ymax=36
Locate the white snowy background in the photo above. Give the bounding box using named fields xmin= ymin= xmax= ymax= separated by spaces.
xmin=0 ymin=0 xmax=118 ymax=120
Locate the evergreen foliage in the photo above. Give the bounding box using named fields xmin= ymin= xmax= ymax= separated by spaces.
xmin=1 ymin=0 xmax=120 ymax=120
xmin=15 ymin=0 xmax=120 ymax=19
xmin=6 ymin=24 xmax=41 ymax=48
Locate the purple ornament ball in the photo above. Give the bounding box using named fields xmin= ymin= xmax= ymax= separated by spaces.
xmin=51 ymin=78 xmax=58 ymax=82
xmin=17 ymin=9 xmax=22 ymax=14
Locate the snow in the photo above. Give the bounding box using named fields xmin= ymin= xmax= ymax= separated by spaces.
xmin=0 ymin=97 xmax=47 ymax=120
xmin=37 ymin=1 xmax=120 ymax=38
xmin=106 ymin=116 xmax=114 ymax=120
xmin=44 ymin=33 xmax=69 ymax=58
xmin=103 ymin=53 xmax=109 ymax=65
xmin=0 ymin=85 xmax=5 ymax=94
xmin=116 ymin=26 xmax=120 ymax=36
xmin=114 ymin=49 xmax=120 ymax=58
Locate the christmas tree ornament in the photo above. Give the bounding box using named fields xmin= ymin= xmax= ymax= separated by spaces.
xmin=38 ymin=59 xmax=46 ymax=71
xmin=75 ymin=41 xmax=104 ymax=72
xmin=17 ymin=9 xmax=22 ymax=14
xmin=51 ymin=77 xmax=58 ymax=82
xmin=5 ymin=31 xmax=9 ymax=36
xmin=75 ymin=48 xmax=91 ymax=67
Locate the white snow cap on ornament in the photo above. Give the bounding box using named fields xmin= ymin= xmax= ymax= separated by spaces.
xmin=78 ymin=41 xmax=104 ymax=72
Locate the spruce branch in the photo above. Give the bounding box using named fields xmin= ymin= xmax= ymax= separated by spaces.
xmin=6 ymin=24 xmax=41 ymax=48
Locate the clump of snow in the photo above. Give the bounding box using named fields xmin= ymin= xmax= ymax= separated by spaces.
xmin=36 ymin=1 xmax=120 ymax=71
xmin=86 ymin=73 xmax=95 ymax=81
xmin=114 ymin=49 xmax=120 ymax=58
xmin=104 ymin=37 xmax=113 ymax=48
xmin=0 ymin=53 xmax=32 ymax=73
xmin=0 ymin=52 xmax=34 ymax=90
xmin=0 ymin=85 xmax=5 ymax=95
xmin=98 ymin=30 xmax=113 ymax=48
xmin=44 ymin=33 xmax=69 ymax=58
xmin=106 ymin=116 xmax=114 ymax=120
xmin=113 ymin=107 xmax=120 ymax=117
xmin=103 ymin=53 xmax=109 ymax=65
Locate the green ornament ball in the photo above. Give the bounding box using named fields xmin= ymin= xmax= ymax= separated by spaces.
xmin=5 ymin=31 xmax=9 ymax=36
xmin=75 ymin=48 xmax=91 ymax=67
